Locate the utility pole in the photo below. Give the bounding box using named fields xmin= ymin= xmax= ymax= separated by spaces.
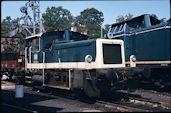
xmin=101 ymin=23 xmax=103 ymax=38
xmin=9 ymin=0 xmax=45 ymax=37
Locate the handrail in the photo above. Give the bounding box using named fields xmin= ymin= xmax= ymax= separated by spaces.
xmin=42 ymin=52 xmax=45 ymax=85
xmin=25 ymin=47 xmax=28 ymax=71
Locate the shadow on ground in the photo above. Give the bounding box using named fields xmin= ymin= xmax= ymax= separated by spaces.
xmin=1 ymin=90 xmax=63 ymax=113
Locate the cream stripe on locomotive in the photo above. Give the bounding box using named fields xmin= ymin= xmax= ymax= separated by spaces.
xmin=26 ymin=39 xmax=125 ymax=70
xmin=126 ymin=61 xmax=171 ymax=64
xmin=27 ymin=62 xmax=125 ymax=69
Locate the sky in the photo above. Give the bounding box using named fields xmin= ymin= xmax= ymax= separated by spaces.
xmin=1 ymin=0 xmax=170 ymax=27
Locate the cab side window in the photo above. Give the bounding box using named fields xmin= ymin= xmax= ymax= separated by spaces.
xmin=31 ymin=38 xmax=39 ymax=52
xmin=127 ymin=16 xmax=144 ymax=31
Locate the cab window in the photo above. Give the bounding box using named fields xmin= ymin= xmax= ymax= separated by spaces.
xmin=32 ymin=38 xmax=39 ymax=52
xmin=127 ymin=16 xmax=144 ymax=31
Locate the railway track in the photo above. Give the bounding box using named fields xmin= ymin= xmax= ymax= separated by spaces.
xmin=128 ymin=97 xmax=171 ymax=109
xmin=2 ymin=80 xmax=171 ymax=112
xmin=95 ymin=89 xmax=171 ymax=112
xmin=96 ymin=96 xmax=171 ymax=112
xmin=137 ymin=89 xmax=171 ymax=98
xmin=2 ymin=103 xmax=38 ymax=113
xmin=96 ymin=100 xmax=150 ymax=112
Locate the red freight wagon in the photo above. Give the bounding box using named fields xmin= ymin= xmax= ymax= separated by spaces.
xmin=1 ymin=37 xmax=25 ymax=80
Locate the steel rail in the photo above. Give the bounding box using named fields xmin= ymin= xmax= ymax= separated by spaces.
xmin=128 ymin=97 xmax=171 ymax=109
xmin=96 ymin=100 xmax=150 ymax=112
xmin=2 ymin=103 xmax=38 ymax=113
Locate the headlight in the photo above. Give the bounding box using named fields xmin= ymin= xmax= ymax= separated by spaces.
xmin=85 ymin=55 xmax=92 ymax=63
xmin=130 ymin=55 xmax=136 ymax=62
xmin=108 ymin=33 xmax=113 ymax=39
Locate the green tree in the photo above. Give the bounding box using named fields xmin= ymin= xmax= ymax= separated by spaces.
xmin=150 ymin=14 xmax=167 ymax=23
xmin=125 ymin=13 xmax=134 ymax=20
xmin=42 ymin=6 xmax=74 ymax=31
xmin=104 ymin=24 xmax=110 ymax=33
xmin=1 ymin=16 xmax=12 ymax=36
xmin=160 ymin=18 xmax=166 ymax=23
xmin=116 ymin=15 xmax=125 ymax=23
xmin=167 ymin=18 xmax=171 ymax=23
xmin=1 ymin=16 xmax=26 ymax=51
xmin=101 ymin=24 xmax=110 ymax=37
xmin=75 ymin=8 xmax=104 ymax=39
xmin=150 ymin=14 xmax=158 ymax=19
xmin=116 ymin=13 xmax=133 ymax=23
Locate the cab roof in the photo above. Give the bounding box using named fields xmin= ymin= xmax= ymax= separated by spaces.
xmin=111 ymin=14 xmax=160 ymax=27
xmin=26 ymin=33 xmax=43 ymax=39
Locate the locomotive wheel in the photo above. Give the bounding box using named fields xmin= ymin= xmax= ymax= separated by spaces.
xmin=96 ymin=77 xmax=111 ymax=97
xmin=83 ymin=71 xmax=100 ymax=98
xmin=83 ymin=79 xmax=100 ymax=98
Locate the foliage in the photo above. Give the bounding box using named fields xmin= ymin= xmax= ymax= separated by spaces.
xmin=160 ymin=18 xmax=166 ymax=23
xmin=74 ymin=8 xmax=104 ymax=39
xmin=1 ymin=16 xmax=26 ymax=51
xmin=104 ymin=24 xmax=110 ymax=34
xmin=16 ymin=34 xmax=26 ymax=51
xmin=150 ymin=14 xmax=158 ymax=19
xmin=150 ymin=14 xmax=166 ymax=23
xmin=167 ymin=18 xmax=171 ymax=23
xmin=101 ymin=24 xmax=110 ymax=37
xmin=125 ymin=13 xmax=134 ymax=20
xmin=116 ymin=13 xmax=133 ymax=23
xmin=1 ymin=16 xmax=12 ymax=36
xmin=42 ymin=6 xmax=74 ymax=31
xmin=116 ymin=15 xmax=125 ymax=23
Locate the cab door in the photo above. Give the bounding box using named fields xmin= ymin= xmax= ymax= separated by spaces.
xmin=26 ymin=37 xmax=41 ymax=64
xmin=124 ymin=33 xmax=136 ymax=62
xmin=31 ymin=38 xmax=39 ymax=63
